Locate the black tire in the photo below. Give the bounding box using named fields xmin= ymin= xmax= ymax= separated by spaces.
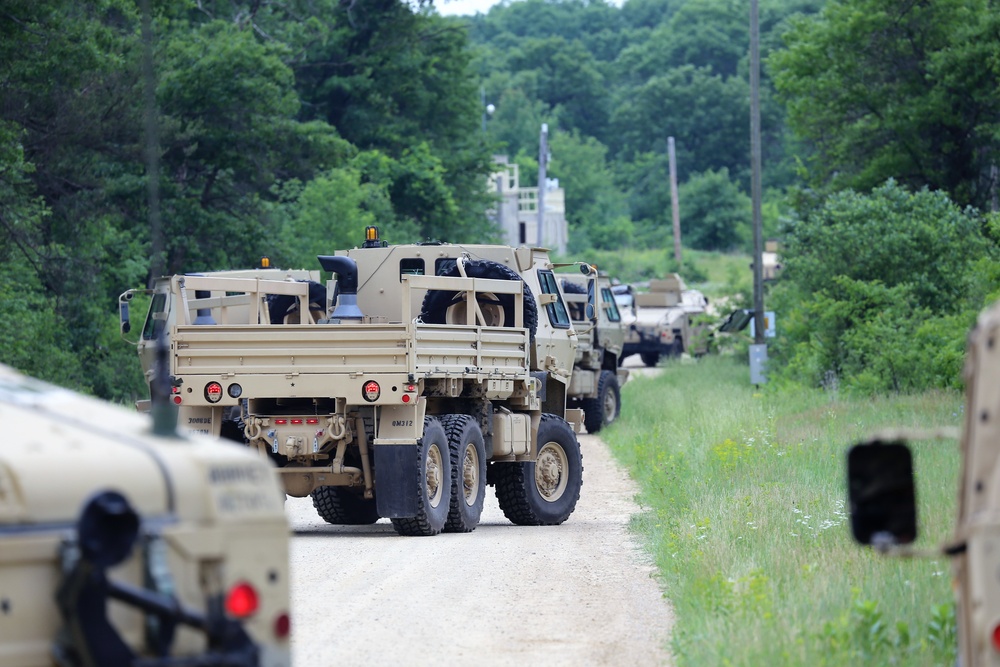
xmin=311 ymin=486 xmax=380 ymax=525
xmin=493 ymin=414 xmax=583 ymax=526
xmin=440 ymin=414 xmax=487 ymax=533
xmin=582 ymin=370 xmax=620 ymax=434
xmin=266 ymin=280 xmax=326 ymax=324
xmin=390 ymin=417 xmax=452 ymax=536
xmin=640 ymin=351 xmax=660 ymax=367
xmin=420 ymin=259 xmax=538 ymax=338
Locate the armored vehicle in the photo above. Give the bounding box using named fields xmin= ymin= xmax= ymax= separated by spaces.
xmin=124 ymin=228 xmax=587 ymax=537
xmin=622 ymin=274 xmax=711 ymax=367
xmin=560 ymin=273 xmax=629 ymax=433
xmin=846 ymin=299 xmax=1000 ymax=666
xmin=0 ymin=363 xmax=291 ymax=667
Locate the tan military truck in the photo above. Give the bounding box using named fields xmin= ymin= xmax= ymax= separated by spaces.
xmin=129 ymin=229 xmax=585 ymax=537
xmin=560 ymin=272 xmax=629 ymax=433
xmin=0 ymin=360 xmax=291 ymax=666
xmin=120 ymin=261 xmax=321 ymax=413
xmin=846 ymin=299 xmax=1000 ymax=666
xmin=622 ymin=274 xmax=711 ymax=367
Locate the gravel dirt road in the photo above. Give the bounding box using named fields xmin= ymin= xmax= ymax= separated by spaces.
xmin=286 ymin=427 xmax=674 ymax=666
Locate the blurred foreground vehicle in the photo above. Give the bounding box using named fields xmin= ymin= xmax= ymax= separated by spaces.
xmin=846 ymin=299 xmax=1000 ymax=666
xmin=0 ymin=359 xmax=290 ymax=666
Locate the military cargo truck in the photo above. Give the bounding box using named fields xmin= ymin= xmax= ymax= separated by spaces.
xmin=128 ymin=229 xmax=586 ymax=537
xmin=561 ymin=273 xmax=629 ymax=433
xmin=0 ymin=362 xmax=291 ymax=667
xmin=846 ymin=299 xmax=1000 ymax=666
xmin=622 ymin=274 xmax=711 ymax=367
xmin=120 ymin=262 xmax=321 ymax=413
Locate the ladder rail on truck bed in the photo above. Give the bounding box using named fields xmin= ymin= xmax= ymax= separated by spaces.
xmin=170 ymin=273 xmax=531 ymax=402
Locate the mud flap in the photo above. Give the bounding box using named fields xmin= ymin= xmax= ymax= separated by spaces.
xmin=374 ymin=445 xmax=419 ymax=518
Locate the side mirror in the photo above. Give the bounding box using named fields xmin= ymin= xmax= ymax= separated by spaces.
xmin=586 ymin=280 xmax=597 ymax=323
xmin=846 ymin=440 xmax=917 ymax=547
xmin=119 ymin=291 xmax=133 ymax=334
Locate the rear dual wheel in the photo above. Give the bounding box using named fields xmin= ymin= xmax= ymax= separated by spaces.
xmin=390 ymin=417 xmax=452 ymax=536
xmin=440 ymin=414 xmax=487 ymax=533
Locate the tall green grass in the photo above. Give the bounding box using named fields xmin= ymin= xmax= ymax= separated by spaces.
xmin=604 ymin=355 xmax=962 ymax=665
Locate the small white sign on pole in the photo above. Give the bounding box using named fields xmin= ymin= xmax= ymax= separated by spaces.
xmin=749 ymin=311 xmax=776 ymax=338
xmin=749 ymin=344 xmax=768 ymax=385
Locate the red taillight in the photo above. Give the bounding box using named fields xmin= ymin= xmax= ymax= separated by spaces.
xmin=205 ymin=382 xmax=223 ymax=403
xmin=291 ymin=418 xmax=303 ymax=425
xmin=362 ymin=380 xmax=380 ymax=402
xmin=405 ymin=384 xmax=416 ymax=392
xmin=274 ymin=419 xmax=288 ymax=425
xmin=225 ymin=581 xmax=259 ymax=619
xmin=992 ymin=622 xmax=1000 ymax=652
xmin=306 ymin=418 xmax=319 ymax=425
xmin=401 ymin=394 xmax=411 ymax=403
xmin=173 ymin=396 xmax=182 ymax=405
xmin=274 ymin=612 xmax=291 ymax=639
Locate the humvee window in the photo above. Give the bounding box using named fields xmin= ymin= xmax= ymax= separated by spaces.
xmin=400 ymin=258 xmax=425 ymax=280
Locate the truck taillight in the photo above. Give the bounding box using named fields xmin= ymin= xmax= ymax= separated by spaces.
xmin=992 ymin=622 xmax=1000 ymax=652
xmin=275 ymin=612 xmax=291 ymax=639
xmin=225 ymin=581 xmax=259 ymax=619
xmin=363 ymin=380 xmax=380 ymax=402
xmin=205 ymin=382 xmax=223 ymax=403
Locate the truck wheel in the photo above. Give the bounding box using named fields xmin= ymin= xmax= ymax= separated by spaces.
xmin=311 ymin=486 xmax=380 ymax=525
xmin=640 ymin=351 xmax=660 ymax=367
xmin=420 ymin=260 xmax=538 ymax=337
xmin=390 ymin=417 xmax=452 ymax=536
xmin=494 ymin=414 xmax=583 ymax=526
xmin=583 ymin=370 xmax=620 ymax=434
xmin=440 ymin=414 xmax=487 ymax=533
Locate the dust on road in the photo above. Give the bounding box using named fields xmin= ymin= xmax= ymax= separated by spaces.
xmin=285 ymin=431 xmax=674 ymax=666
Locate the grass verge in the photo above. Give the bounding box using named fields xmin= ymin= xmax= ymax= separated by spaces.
xmin=603 ymin=355 xmax=962 ymax=666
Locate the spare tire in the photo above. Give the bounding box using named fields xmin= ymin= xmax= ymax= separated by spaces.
xmin=420 ymin=259 xmax=538 ymax=337
xmin=266 ymin=280 xmax=326 ymax=324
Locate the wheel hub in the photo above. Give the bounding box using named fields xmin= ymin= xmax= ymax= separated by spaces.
xmin=535 ymin=442 xmax=568 ymax=501
xmin=462 ymin=444 xmax=480 ymax=505
xmin=426 ymin=444 xmax=443 ymax=506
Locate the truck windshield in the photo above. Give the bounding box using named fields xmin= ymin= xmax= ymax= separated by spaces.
xmin=538 ymin=270 xmax=570 ymax=329
xmin=141 ymin=293 xmax=168 ymax=341
xmin=601 ymin=288 xmax=622 ymax=322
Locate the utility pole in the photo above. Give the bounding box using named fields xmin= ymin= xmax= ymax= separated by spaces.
xmin=749 ymin=0 xmax=767 ymax=384
xmin=668 ymin=136 xmax=682 ymax=265
xmin=141 ymin=0 xmax=163 ymax=285
xmin=536 ymin=123 xmax=548 ymax=248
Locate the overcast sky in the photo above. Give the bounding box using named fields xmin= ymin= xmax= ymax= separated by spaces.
xmin=436 ymin=0 xmax=502 ymax=16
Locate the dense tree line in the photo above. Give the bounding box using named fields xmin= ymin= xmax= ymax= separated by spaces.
xmin=0 ymin=0 xmax=494 ymax=400
xmin=2 ymin=0 xmax=999 ymax=398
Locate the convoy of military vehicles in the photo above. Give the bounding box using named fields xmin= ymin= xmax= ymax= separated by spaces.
xmin=120 ymin=229 xmax=598 ymax=537
xmin=2 ymin=221 xmax=746 ymax=661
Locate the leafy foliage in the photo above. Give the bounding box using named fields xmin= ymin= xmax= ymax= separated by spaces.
xmin=771 ymin=181 xmax=996 ymax=393
xmin=770 ymin=0 xmax=1000 ymax=209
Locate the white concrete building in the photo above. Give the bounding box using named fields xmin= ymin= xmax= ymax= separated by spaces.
xmin=489 ymin=156 xmax=568 ymax=255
